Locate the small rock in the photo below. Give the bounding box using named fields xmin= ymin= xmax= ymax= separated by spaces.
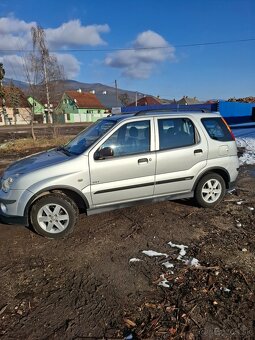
xmin=242 ymin=248 xmax=248 ymax=252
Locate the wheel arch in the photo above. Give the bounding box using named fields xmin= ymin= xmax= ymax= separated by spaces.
xmin=193 ymin=167 xmax=230 ymax=192
xmin=25 ymin=185 xmax=89 ymax=218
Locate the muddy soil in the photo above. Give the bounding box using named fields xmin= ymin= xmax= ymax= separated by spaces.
xmin=0 ymin=145 xmax=254 ymax=339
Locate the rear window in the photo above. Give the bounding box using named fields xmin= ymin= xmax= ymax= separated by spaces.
xmin=201 ymin=118 xmax=234 ymax=141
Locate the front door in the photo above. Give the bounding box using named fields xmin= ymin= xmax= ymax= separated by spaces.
xmin=89 ymin=118 xmax=156 ymax=206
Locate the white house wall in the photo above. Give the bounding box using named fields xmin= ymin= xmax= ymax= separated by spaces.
xmin=0 ymin=107 xmax=31 ymax=125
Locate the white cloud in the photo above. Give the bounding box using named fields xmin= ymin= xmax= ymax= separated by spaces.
xmin=0 ymin=17 xmax=34 ymax=52
xmin=0 ymin=16 xmax=110 ymax=81
xmin=0 ymin=16 xmax=35 ymax=34
xmin=0 ymin=54 xmax=27 ymax=80
xmin=46 ymin=20 xmax=110 ymax=48
xmin=105 ymin=30 xmax=175 ymax=79
xmin=53 ymin=53 xmax=80 ymax=78
xmin=0 ymin=53 xmax=80 ymax=81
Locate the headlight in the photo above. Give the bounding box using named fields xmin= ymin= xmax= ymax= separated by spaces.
xmin=2 ymin=177 xmax=14 ymax=193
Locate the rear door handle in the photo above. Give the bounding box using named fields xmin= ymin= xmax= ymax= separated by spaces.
xmin=138 ymin=158 xmax=148 ymax=164
xmin=194 ymin=149 xmax=203 ymax=154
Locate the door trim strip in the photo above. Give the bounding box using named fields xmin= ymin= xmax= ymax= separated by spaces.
xmin=94 ymin=176 xmax=194 ymax=195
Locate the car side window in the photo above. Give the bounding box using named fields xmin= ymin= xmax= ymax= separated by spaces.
xmin=201 ymin=118 xmax=234 ymax=141
xmin=158 ymin=118 xmax=196 ymax=150
xmin=95 ymin=120 xmax=150 ymax=158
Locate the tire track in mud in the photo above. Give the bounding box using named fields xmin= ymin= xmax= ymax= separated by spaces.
xmin=1 ymin=262 xmax=122 ymax=339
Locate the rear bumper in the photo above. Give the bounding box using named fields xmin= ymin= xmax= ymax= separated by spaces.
xmin=228 ymin=181 xmax=236 ymax=191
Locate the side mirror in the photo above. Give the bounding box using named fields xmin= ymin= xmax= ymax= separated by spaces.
xmin=94 ymin=147 xmax=114 ymax=160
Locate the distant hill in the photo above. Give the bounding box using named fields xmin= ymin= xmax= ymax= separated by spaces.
xmin=55 ymin=80 xmax=149 ymax=107
xmin=3 ymin=78 xmax=173 ymax=108
xmin=3 ymin=78 xmax=29 ymax=90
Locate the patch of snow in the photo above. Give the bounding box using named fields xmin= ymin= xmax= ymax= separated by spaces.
xmin=236 ymin=137 xmax=255 ymax=165
xmin=129 ymin=258 xmax=142 ymax=263
xmin=142 ymin=250 xmax=168 ymax=258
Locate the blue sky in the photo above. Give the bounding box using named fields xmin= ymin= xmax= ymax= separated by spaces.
xmin=0 ymin=0 xmax=254 ymax=100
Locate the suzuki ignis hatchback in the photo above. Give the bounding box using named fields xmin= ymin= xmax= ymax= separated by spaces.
xmin=0 ymin=111 xmax=239 ymax=238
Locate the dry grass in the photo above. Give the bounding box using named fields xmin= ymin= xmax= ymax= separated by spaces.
xmin=0 ymin=136 xmax=74 ymax=154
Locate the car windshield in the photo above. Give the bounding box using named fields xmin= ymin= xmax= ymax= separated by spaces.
xmin=63 ymin=119 xmax=117 ymax=155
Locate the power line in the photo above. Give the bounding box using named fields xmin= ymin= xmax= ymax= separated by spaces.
xmin=0 ymin=38 xmax=254 ymax=53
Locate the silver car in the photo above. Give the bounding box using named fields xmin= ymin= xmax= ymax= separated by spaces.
xmin=0 ymin=111 xmax=239 ymax=238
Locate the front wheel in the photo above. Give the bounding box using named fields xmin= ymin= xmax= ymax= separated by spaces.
xmin=30 ymin=193 xmax=79 ymax=238
xmin=195 ymin=173 xmax=226 ymax=208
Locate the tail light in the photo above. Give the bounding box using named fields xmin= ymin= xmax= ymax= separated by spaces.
xmin=221 ymin=117 xmax=235 ymax=141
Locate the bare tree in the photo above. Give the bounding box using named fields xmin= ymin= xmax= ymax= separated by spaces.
xmin=23 ymin=25 xmax=65 ymax=139
xmin=119 ymin=93 xmax=130 ymax=106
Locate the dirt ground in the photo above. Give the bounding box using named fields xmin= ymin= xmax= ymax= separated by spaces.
xmin=0 ymin=130 xmax=254 ymax=339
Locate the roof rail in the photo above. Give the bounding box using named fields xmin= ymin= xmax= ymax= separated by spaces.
xmin=134 ymin=108 xmax=211 ymax=116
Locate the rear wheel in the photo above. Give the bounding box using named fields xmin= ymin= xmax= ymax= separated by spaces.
xmin=195 ymin=173 xmax=226 ymax=208
xmin=30 ymin=193 xmax=78 ymax=238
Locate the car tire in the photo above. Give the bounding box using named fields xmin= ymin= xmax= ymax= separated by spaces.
xmin=30 ymin=193 xmax=79 ymax=238
xmin=195 ymin=173 xmax=226 ymax=208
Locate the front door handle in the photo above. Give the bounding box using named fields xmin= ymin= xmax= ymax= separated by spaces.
xmin=194 ymin=149 xmax=203 ymax=154
xmin=138 ymin=158 xmax=148 ymax=164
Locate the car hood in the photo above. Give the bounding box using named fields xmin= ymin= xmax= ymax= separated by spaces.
xmin=4 ymin=149 xmax=72 ymax=177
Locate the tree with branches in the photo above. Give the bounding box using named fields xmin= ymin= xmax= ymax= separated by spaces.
xmin=23 ymin=25 xmax=65 ymax=139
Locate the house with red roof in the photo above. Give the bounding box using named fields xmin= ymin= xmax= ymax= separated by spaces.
xmin=127 ymin=96 xmax=162 ymax=107
xmin=0 ymin=86 xmax=31 ymax=125
xmin=56 ymin=89 xmax=108 ymax=123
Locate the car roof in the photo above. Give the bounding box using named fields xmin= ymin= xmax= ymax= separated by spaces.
xmin=106 ymin=110 xmax=222 ymax=122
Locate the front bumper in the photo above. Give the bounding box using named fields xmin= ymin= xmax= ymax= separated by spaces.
xmin=0 ymin=191 xmax=30 ymax=226
xmin=0 ymin=211 xmax=28 ymax=226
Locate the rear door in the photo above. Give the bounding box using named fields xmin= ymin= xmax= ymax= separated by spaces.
xmin=154 ymin=116 xmax=208 ymax=196
xmin=89 ymin=118 xmax=156 ymax=206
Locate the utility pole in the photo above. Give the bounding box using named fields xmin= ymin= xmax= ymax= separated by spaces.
xmin=0 ymin=63 xmax=8 ymax=125
xmin=115 ymin=80 xmax=118 ymax=106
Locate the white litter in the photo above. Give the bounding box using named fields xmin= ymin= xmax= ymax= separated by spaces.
xmin=248 ymin=207 xmax=254 ymax=211
xmin=142 ymin=250 xmax=168 ymax=258
xmin=158 ymin=274 xmax=170 ymax=288
xmin=168 ymin=241 xmax=188 ymax=260
xmin=162 ymin=261 xmax=174 ymax=269
xmin=185 ymin=257 xmax=200 ymax=267
xmin=129 ymin=258 xmax=142 ymax=263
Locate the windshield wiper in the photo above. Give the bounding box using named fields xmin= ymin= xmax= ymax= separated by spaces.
xmin=56 ymin=146 xmax=73 ymax=156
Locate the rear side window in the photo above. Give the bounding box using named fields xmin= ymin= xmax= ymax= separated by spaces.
xmin=158 ymin=118 xmax=196 ymax=150
xmin=201 ymin=118 xmax=234 ymax=141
